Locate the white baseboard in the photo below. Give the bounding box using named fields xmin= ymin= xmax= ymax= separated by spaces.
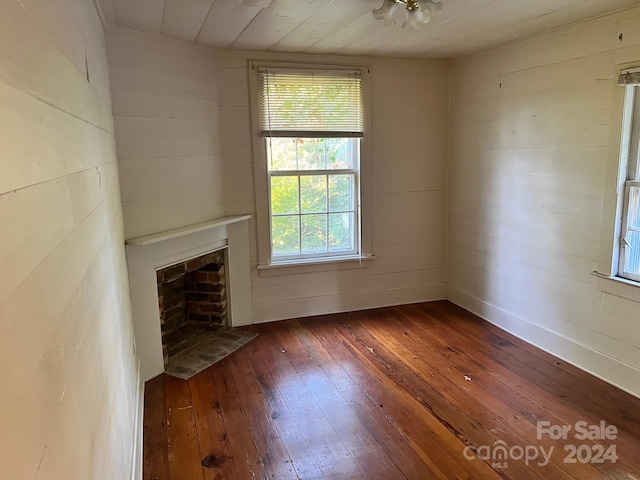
xmin=130 ymin=361 xmax=144 ymax=480
xmin=252 ymin=283 xmax=447 ymax=324
xmin=447 ymin=285 xmax=640 ymax=400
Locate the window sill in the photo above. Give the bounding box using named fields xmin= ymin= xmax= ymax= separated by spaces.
xmin=591 ymin=271 xmax=640 ymax=303
xmin=257 ymin=254 xmax=375 ymax=277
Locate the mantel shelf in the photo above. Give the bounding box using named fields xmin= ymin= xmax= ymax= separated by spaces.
xmin=125 ymin=215 xmax=252 ymax=247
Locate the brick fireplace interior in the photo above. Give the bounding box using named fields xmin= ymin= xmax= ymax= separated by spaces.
xmin=156 ymin=249 xmax=227 ymax=366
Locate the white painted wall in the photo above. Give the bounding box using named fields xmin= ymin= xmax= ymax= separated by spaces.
xmin=3 ymin=0 xmax=638 ymax=475
xmin=0 ymin=1 xmax=139 ymax=479
xmin=216 ymin=50 xmax=449 ymax=322
xmin=449 ymin=6 xmax=640 ymax=397
xmin=107 ymin=26 xmax=225 ymax=239
xmin=106 ymin=30 xmax=449 ymax=324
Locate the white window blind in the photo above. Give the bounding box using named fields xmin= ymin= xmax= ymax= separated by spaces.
xmin=257 ymin=68 xmax=363 ymax=138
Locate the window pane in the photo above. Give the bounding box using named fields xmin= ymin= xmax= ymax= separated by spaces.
xmin=301 ymin=214 xmax=327 ymax=254
xmin=624 ymin=186 xmax=640 ymax=275
xmin=624 ymin=231 xmax=640 ymax=274
xmin=329 ymin=213 xmax=354 ymax=251
xmin=267 ymin=138 xmax=297 ymax=170
xmin=300 ymin=175 xmax=327 ymax=213
xmin=329 ymin=174 xmax=353 ymax=212
xmin=272 ymin=216 xmax=300 ymax=256
xmin=327 ymin=138 xmax=354 ymax=169
xmin=271 ymin=176 xmax=299 ymax=215
xmin=297 ymin=138 xmax=326 ymax=170
xmin=629 ymin=185 xmax=640 ymax=229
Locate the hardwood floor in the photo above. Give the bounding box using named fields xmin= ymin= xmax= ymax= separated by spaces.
xmin=143 ymin=301 xmax=640 ymax=479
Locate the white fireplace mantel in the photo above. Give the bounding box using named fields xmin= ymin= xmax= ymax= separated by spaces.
xmin=125 ymin=215 xmax=253 ymax=381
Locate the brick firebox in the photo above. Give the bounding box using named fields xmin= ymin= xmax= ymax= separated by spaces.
xmin=156 ymin=250 xmax=227 ymax=365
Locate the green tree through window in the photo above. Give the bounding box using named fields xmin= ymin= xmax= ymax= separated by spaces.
xmin=268 ymin=138 xmax=357 ymax=258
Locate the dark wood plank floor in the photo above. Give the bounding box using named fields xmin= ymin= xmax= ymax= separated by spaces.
xmin=143 ymin=301 xmax=640 ymax=479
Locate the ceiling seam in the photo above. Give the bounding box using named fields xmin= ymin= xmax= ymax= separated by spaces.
xmin=194 ymin=0 xmax=217 ymax=45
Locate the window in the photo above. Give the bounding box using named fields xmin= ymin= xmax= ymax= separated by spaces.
xmin=267 ymin=138 xmax=359 ymax=259
xmin=616 ymin=68 xmax=640 ymax=282
xmin=250 ymin=63 xmax=369 ymax=266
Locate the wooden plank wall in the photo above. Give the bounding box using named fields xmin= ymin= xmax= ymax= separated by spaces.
xmin=215 ymin=50 xmax=450 ymax=322
xmin=107 ymin=27 xmax=225 ymax=239
xmin=448 ymin=6 xmax=640 ymax=398
xmin=0 ymin=1 xmax=138 ymax=479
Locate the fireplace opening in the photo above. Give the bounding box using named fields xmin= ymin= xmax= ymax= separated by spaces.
xmin=156 ymin=249 xmax=227 ymax=367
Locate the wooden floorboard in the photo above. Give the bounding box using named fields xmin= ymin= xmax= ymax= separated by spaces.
xmin=143 ymin=375 xmax=169 ymax=480
xmin=143 ymin=301 xmax=640 ymax=479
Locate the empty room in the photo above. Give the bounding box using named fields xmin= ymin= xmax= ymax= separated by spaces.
xmin=2 ymin=0 xmax=640 ymax=478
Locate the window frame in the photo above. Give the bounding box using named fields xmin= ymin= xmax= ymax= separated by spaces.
xmin=595 ymin=65 xmax=640 ymax=293
xmin=267 ymin=138 xmax=360 ymax=261
xmin=616 ymin=82 xmax=640 ymax=283
xmin=248 ymin=60 xmax=372 ymax=270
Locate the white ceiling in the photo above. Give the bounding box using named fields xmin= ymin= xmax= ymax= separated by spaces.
xmin=98 ymin=0 xmax=639 ymax=59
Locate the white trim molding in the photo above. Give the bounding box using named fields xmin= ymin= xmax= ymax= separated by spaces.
xmin=129 ymin=361 xmax=144 ymax=480
xmin=591 ymin=271 xmax=640 ymax=303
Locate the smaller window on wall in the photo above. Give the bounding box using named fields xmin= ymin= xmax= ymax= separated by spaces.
xmin=616 ymin=68 xmax=640 ymax=282
xmin=248 ymin=61 xmax=372 ymax=268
